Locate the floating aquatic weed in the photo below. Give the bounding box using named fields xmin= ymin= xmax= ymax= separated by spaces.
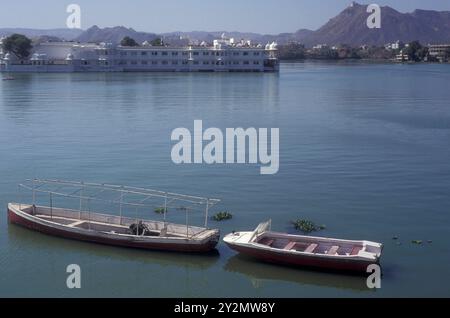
xmin=212 ymin=212 xmax=233 ymax=221
xmin=412 ymin=240 xmax=423 ymax=245
xmin=154 ymin=207 xmax=168 ymax=214
xmin=292 ymin=220 xmax=325 ymax=234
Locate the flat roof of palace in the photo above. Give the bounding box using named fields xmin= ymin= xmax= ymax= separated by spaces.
xmin=36 ymin=42 xmax=273 ymax=50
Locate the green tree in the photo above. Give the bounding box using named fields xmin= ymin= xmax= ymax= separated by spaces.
xmin=277 ymin=43 xmax=305 ymax=60
xmin=445 ymin=48 xmax=450 ymax=62
xmin=120 ymin=36 xmax=139 ymax=47
xmin=405 ymin=41 xmax=428 ymax=62
xmin=2 ymin=34 xmax=33 ymax=59
xmin=151 ymin=38 xmax=163 ymax=46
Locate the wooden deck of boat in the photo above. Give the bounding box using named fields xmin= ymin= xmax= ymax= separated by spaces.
xmin=256 ymin=234 xmax=363 ymax=256
xmin=33 ymin=213 xmax=217 ymax=241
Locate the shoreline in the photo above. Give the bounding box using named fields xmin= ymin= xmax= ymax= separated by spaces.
xmin=279 ymin=59 xmax=449 ymax=65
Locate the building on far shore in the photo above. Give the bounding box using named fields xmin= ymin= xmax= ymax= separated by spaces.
xmin=428 ymin=44 xmax=450 ymax=62
xmin=0 ymin=35 xmax=279 ymax=73
xmin=396 ymin=49 xmax=409 ymax=62
xmin=385 ymin=40 xmax=405 ymax=51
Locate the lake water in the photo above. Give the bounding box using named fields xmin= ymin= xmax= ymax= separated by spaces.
xmin=0 ymin=62 xmax=449 ymax=297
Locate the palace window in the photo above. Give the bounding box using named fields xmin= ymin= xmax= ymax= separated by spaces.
xmin=141 ymin=51 xmax=147 ymax=56
xmin=131 ymin=52 xmax=138 ymax=56
xmin=243 ymin=52 xmax=249 ymax=56
xmin=193 ymin=52 xmax=199 ymax=56
xmin=162 ymin=52 xmax=168 ymax=56
xmin=152 ymin=52 xmax=158 ymax=56
xmin=172 ymin=52 xmax=178 ymax=56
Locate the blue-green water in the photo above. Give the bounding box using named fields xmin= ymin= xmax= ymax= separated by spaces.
xmin=0 ymin=62 xmax=449 ymax=297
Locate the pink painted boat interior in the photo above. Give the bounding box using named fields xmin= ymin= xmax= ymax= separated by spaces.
xmin=257 ymin=235 xmax=367 ymax=256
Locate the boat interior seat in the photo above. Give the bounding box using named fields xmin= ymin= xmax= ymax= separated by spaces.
xmin=351 ymin=246 xmax=363 ymax=256
xmin=304 ymin=243 xmax=319 ymax=253
xmin=284 ymin=241 xmax=297 ymax=251
xmin=258 ymin=237 xmax=275 ymax=247
xmin=327 ymin=245 xmax=340 ymax=255
xmin=160 ymin=227 xmax=168 ymax=237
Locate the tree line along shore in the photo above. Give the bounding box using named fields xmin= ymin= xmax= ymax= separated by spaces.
xmin=277 ymin=41 xmax=450 ymax=63
xmin=2 ymin=33 xmax=449 ymax=64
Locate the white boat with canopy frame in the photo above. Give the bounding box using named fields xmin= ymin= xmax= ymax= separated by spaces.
xmin=8 ymin=179 xmax=221 ymax=253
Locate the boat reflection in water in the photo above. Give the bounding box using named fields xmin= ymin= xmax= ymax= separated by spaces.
xmin=8 ymin=224 xmax=220 ymax=271
xmin=224 ymin=254 xmax=374 ymax=292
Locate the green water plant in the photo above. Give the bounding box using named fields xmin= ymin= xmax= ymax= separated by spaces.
xmin=412 ymin=240 xmax=423 ymax=245
xmin=212 ymin=211 xmax=233 ymax=222
xmin=292 ymin=219 xmax=326 ymax=234
xmin=154 ymin=207 xmax=168 ymax=214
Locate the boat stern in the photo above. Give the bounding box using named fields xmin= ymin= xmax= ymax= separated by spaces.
xmin=362 ymin=241 xmax=384 ymax=263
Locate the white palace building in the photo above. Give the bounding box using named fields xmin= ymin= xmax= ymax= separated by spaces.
xmin=0 ymin=35 xmax=279 ymax=73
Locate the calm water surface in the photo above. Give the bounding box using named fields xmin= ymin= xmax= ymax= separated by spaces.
xmin=0 ymin=62 xmax=449 ymax=297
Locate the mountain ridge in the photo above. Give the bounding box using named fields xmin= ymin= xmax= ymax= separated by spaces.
xmin=1 ymin=2 xmax=450 ymax=46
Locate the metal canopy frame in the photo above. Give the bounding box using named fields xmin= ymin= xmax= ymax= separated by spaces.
xmin=19 ymin=179 xmax=221 ymax=229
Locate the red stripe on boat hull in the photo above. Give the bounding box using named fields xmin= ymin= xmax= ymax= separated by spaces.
xmin=225 ymin=242 xmax=376 ymax=273
xmin=8 ymin=209 xmax=219 ymax=253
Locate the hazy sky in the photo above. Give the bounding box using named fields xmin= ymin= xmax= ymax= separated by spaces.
xmin=1 ymin=0 xmax=450 ymax=33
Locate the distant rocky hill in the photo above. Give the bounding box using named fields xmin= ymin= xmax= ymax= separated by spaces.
xmin=0 ymin=28 xmax=82 ymax=40
xmin=74 ymin=25 xmax=159 ymax=44
xmin=295 ymin=2 xmax=450 ymax=46
xmin=2 ymin=2 xmax=450 ymax=47
xmin=73 ymin=3 xmax=450 ymax=47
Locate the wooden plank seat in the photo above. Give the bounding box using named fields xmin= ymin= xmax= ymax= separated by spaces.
xmin=351 ymin=246 xmax=363 ymax=256
xmin=327 ymin=246 xmax=340 ymax=255
xmin=284 ymin=241 xmax=297 ymax=251
xmin=68 ymin=220 xmax=85 ymax=228
xmin=258 ymin=237 xmax=275 ymax=247
xmin=304 ymin=243 xmax=318 ymax=253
